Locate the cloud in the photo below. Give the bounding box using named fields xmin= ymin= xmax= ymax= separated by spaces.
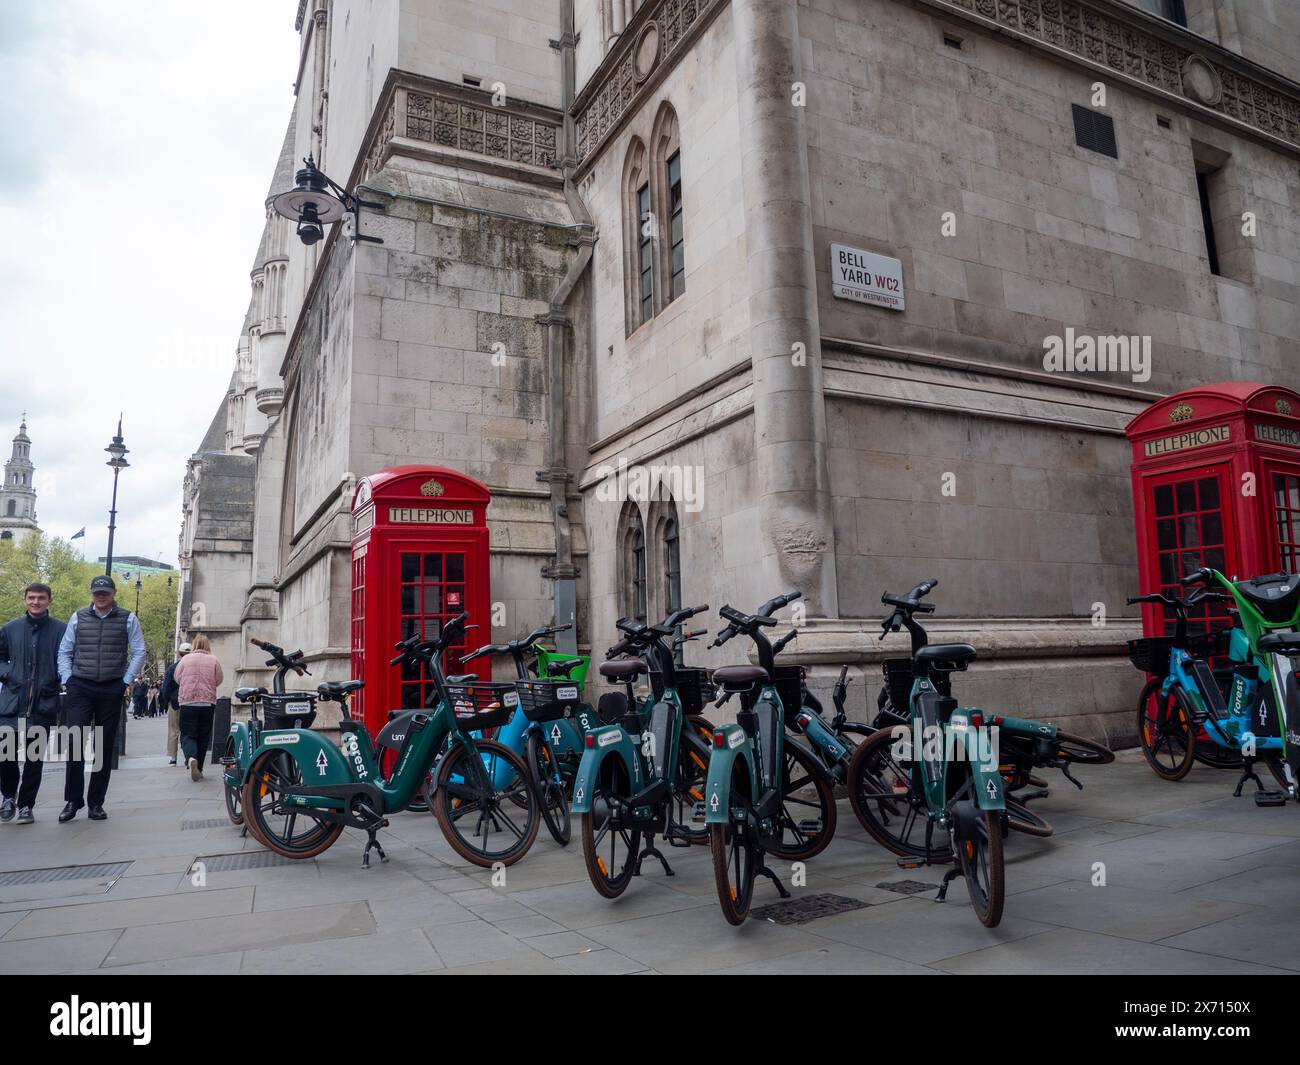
xmin=0 ymin=1 xmax=299 ymax=571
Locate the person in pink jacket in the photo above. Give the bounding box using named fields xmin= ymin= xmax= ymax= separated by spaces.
xmin=171 ymin=634 xmax=224 ymax=781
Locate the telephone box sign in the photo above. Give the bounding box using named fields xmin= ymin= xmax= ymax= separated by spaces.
xmin=1142 ymin=424 xmax=1231 ymax=457
xmin=389 ymin=506 xmax=475 ymax=524
xmin=830 ymin=243 xmax=905 ymax=310
xmin=1256 ymin=423 xmax=1300 ymax=448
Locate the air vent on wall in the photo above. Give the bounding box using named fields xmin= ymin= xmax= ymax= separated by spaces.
xmin=1072 ymin=104 xmax=1118 ymax=159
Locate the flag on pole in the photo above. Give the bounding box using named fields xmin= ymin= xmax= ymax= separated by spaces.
xmin=71 ymin=527 xmax=85 ymax=539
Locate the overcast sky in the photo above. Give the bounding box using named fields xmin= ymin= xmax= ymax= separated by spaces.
xmin=0 ymin=2 xmax=299 ymax=570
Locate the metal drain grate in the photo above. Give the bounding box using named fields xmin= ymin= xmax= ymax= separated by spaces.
xmin=876 ymin=879 xmax=935 ymax=896
xmin=193 ymin=851 xmax=297 ymax=873
xmin=0 ymin=861 xmax=132 ymax=886
xmin=750 ymin=893 xmax=870 ymax=925
xmin=181 ymin=818 xmax=232 ymax=831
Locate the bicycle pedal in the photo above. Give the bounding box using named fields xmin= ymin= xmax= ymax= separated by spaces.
xmin=896 ymin=856 xmax=925 ymax=870
xmin=1255 ymin=790 xmax=1288 ymax=808
xmin=797 ymin=819 xmax=822 ymax=833
xmin=691 ymin=801 xmax=707 ymax=823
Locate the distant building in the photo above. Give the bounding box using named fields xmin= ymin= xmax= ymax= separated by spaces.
xmin=97 ymin=556 xmax=176 ymax=579
xmin=0 ymin=418 xmax=39 ymax=545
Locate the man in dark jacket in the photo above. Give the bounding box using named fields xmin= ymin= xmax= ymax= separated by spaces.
xmin=56 ymin=574 xmax=146 ymax=822
xmin=0 ymin=582 xmax=67 ymax=824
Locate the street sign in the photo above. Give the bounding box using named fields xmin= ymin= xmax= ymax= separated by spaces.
xmin=830 ymin=243 xmax=905 ymax=310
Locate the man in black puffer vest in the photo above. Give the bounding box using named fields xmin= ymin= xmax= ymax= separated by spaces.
xmin=56 ymin=575 xmax=146 ymax=822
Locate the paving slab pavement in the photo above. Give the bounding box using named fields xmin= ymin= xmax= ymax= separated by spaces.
xmin=0 ymin=716 xmax=1297 ymax=974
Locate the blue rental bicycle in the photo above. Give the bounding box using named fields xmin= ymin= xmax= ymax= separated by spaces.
xmin=461 ymin=623 xmax=595 ymax=846
xmin=1132 ymin=569 xmax=1293 ymax=797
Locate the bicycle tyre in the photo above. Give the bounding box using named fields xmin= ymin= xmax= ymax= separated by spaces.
xmin=240 ymin=749 xmax=343 ymax=859
xmin=957 ymin=808 xmax=1005 ymax=928
xmin=526 ymin=729 xmax=571 ymax=846
xmin=1004 ymin=795 xmax=1052 ymax=837
xmin=580 ymin=758 xmax=641 ymax=898
xmin=847 ymin=726 xmax=948 ymax=860
xmin=1137 ymin=680 xmax=1195 ymax=781
xmin=710 ymin=760 xmax=758 ymax=926
xmin=432 ymin=739 xmax=539 ymax=867
xmin=766 ymin=740 xmax=837 ymax=861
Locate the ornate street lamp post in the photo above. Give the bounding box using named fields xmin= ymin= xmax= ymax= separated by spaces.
xmin=104 ymin=416 xmax=129 ymax=576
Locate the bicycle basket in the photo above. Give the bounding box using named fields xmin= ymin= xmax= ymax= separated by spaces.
xmin=261 ymin=692 xmax=318 ymax=730
xmin=1186 ymin=627 xmax=1232 ymax=659
xmin=740 ymin=664 xmax=804 ymax=726
xmin=675 ymin=667 xmax=717 ymax=716
xmin=1127 ymin=636 xmax=1173 ymax=675
xmin=444 ymin=683 xmax=518 ymax=731
xmin=515 ymin=678 xmax=583 ymax=723
xmin=882 ymin=657 xmax=950 ymax=713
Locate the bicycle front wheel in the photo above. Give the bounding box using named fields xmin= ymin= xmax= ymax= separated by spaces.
xmin=847 ymin=726 xmax=948 ymax=860
xmin=432 ymin=739 xmax=539 ymax=867
xmin=1136 ymin=680 xmax=1195 ymax=781
xmin=766 ymin=740 xmax=837 ymax=861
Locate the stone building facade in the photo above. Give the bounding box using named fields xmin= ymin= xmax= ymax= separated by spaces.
xmin=178 ymin=0 xmax=1300 ymax=736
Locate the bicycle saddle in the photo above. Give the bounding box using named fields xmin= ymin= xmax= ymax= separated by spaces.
xmin=914 ymin=643 xmax=977 ymax=672
xmin=599 ymin=657 xmax=647 ymax=679
xmin=445 ymin=673 xmax=479 ymax=684
xmin=318 ymin=680 xmax=364 ymax=699
xmin=712 ymin=664 xmax=769 ymax=687
xmin=548 ymin=657 xmax=585 ymax=674
xmin=1259 ymin=632 xmax=1300 ymax=656
xmin=234 ymin=686 xmax=265 ymax=702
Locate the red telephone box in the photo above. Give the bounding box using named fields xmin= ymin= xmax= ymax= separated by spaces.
xmin=1125 ymin=382 xmax=1300 ymax=638
xmin=350 ymin=466 xmax=491 ymax=736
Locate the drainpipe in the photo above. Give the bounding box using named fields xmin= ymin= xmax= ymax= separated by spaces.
xmin=539 ymin=0 xmax=596 ymax=655
xmin=732 ymin=0 xmax=838 ymax=617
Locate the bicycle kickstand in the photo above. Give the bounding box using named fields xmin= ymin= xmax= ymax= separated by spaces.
xmin=635 ymin=839 xmax=674 ymax=877
xmin=935 ymin=865 xmax=963 ymax=904
xmin=757 ymin=861 xmax=791 ymax=899
xmin=362 ymin=820 xmax=390 ymax=869
xmin=1232 ymin=757 xmax=1264 ymax=798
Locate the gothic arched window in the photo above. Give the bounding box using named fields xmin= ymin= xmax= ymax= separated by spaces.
xmin=617 ymin=500 xmax=647 ymax=623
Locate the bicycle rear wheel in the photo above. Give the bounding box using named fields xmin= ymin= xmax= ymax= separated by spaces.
xmin=580 ymin=758 xmax=641 ymax=898
xmin=847 ymin=726 xmax=949 ymax=860
xmin=1136 ymin=680 xmax=1195 ymax=781
xmin=710 ymin=761 xmax=758 ymax=926
xmin=956 ymin=808 xmax=1004 ymax=928
xmin=432 ymin=739 xmax=539 ymax=867
xmin=766 ymin=740 xmax=837 ymax=861
xmin=526 ymin=730 xmax=571 ymax=846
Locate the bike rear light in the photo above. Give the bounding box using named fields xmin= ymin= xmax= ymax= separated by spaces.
xmin=989 ymin=715 xmax=1003 ymax=727
xmin=970 ymin=713 xmax=983 ymax=727
xmin=713 ymin=730 xmax=726 ymax=749
xmin=585 ymin=734 xmax=595 ymax=749
xmin=796 ymin=712 xmax=811 ymax=728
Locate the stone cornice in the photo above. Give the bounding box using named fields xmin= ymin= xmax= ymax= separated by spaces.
xmin=918 ymin=0 xmax=1300 ymax=153
xmin=572 ymin=0 xmax=729 ymax=171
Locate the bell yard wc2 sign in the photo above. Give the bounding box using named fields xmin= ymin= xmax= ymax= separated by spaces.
xmin=830 ymin=243 xmax=905 ymax=310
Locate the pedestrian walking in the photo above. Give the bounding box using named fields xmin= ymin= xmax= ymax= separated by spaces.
xmin=171 ymin=634 xmax=222 ymax=781
xmin=131 ymin=677 xmax=148 ymax=719
xmin=56 ymin=574 xmax=146 ymax=822
xmin=159 ymin=644 xmax=189 ymax=765
xmin=147 ymin=682 xmax=159 ymax=717
xmin=0 ymin=583 xmax=67 ymax=825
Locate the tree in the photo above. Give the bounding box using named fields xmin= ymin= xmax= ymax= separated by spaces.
xmin=0 ymin=534 xmax=179 ymax=679
xmin=0 ymin=533 xmax=99 ymax=623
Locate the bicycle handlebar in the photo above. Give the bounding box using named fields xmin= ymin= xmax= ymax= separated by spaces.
xmin=250 ymin=637 xmax=310 ymax=675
